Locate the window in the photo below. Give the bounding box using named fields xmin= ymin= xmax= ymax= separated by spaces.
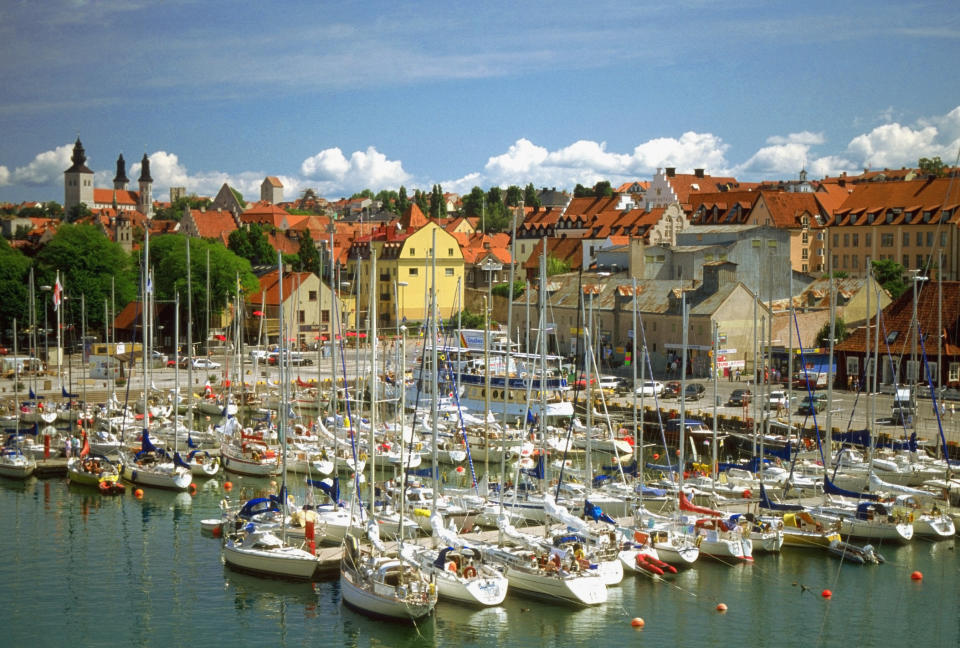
xmin=925 ymin=232 xmax=932 ymax=247
xmin=941 ymin=231 xmax=948 ymax=247
xmin=881 ymin=233 xmax=893 ymax=247
xmin=843 ymin=233 xmax=849 ymax=247
xmin=322 ymin=310 xmax=330 ymax=323
xmin=949 ymin=362 xmax=960 ymax=382
xmin=852 ymin=233 xmax=859 ymax=247
xmin=409 ymin=268 xmax=418 ymax=276
xmin=917 ymin=255 xmax=924 ymax=269
xmin=902 ymin=255 xmax=909 ymax=267
xmin=308 ymin=290 xmax=317 ymax=301
xmin=865 ymin=233 xmax=872 ymax=247
xmin=846 ymin=357 xmax=859 ymax=378
xmin=852 ymin=255 xmax=859 ymax=269
xmin=298 ymin=310 xmax=305 ymax=324
xmin=906 ymin=360 xmax=919 ymax=382
xmin=802 ymin=248 xmax=809 ymax=259
xmin=445 ymin=268 xmax=454 ymax=276
xmin=927 ymin=361 xmax=937 ymax=383
xmin=832 ymin=234 xmax=839 ymax=247
xmin=842 ymin=254 xmax=848 ymax=268
xmin=802 ymin=232 xmax=809 ymax=244
xmin=802 ymin=263 xmax=808 ymax=272
xmin=833 ymin=255 xmax=839 ymax=269
xmin=448 ymin=248 xmax=453 ymax=256
xmin=902 ymin=232 xmax=910 ymax=247
xmin=410 ymin=248 xmax=415 ymax=255
xmin=916 ymin=232 xmax=923 ymax=246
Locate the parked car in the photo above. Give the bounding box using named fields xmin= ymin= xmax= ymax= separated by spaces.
xmin=798 ymin=394 xmax=827 ymax=415
xmin=661 ymin=381 xmax=682 ymax=399
xmin=596 ymin=375 xmax=620 ymax=392
xmin=683 ymin=383 xmax=706 ymax=401
xmin=764 ymin=390 xmax=789 ymax=411
xmin=181 ymin=357 xmax=221 ymax=370
xmin=727 ymin=388 xmax=752 ymax=406
xmin=635 ymin=380 xmax=664 ymax=397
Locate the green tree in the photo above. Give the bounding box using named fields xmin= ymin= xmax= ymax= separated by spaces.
xmin=34 ymin=223 xmax=137 ymax=334
xmin=871 ymin=258 xmax=908 ymax=299
xmin=918 ymin=156 xmax=945 ymax=177
xmin=593 ymin=180 xmax=613 ymax=197
xmin=547 ymin=255 xmax=571 ymax=275
xmin=815 ymin=316 xmax=848 ymax=348
xmin=154 ymin=195 xmax=211 ymax=221
xmin=523 ymin=183 xmax=541 ymax=209
xmin=228 ymin=223 xmax=275 ymax=266
xmin=351 ymin=189 xmax=375 ymax=200
xmin=461 ymin=186 xmax=485 ymax=218
xmin=375 ymin=189 xmax=399 ymax=214
xmin=397 ymin=186 xmax=410 ymax=213
xmin=446 ymin=308 xmax=486 ymax=329
xmin=296 ymin=229 xmax=321 ymax=275
xmin=573 ymin=183 xmax=591 ymax=198
xmin=491 ymin=280 xmax=525 ymax=300
xmin=148 ymin=235 xmax=259 ymax=337
xmin=505 ymin=185 xmax=523 ymax=207
xmin=429 ymin=184 xmax=447 ymax=219
xmin=414 ymin=189 xmax=429 ymax=214
xmin=0 ymin=236 xmax=32 ymax=339
xmin=66 ymin=203 xmax=93 ymax=223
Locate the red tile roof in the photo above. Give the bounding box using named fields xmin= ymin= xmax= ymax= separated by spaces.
xmin=92 ymin=188 xmax=139 ymax=205
xmin=251 ymin=269 xmax=315 ymax=307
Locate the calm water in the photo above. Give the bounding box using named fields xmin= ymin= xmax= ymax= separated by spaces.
xmin=2 ymin=475 xmax=958 ymax=648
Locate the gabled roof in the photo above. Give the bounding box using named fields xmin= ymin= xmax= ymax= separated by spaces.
xmin=252 ymin=269 xmax=316 ymax=307
xmin=666 ymin=173 xmax=740 ymax=204
xmin=264 ymin=176 xmax=283 ymax=187
xmin=399 ymin=203 xmax=429 ymax=231
xmin=523 ymin=238 xmax=584 ymax=272
xmin=241 ymin=202 xmax=306 ymax=229
xmin=188 ymin=208 xmax=240 ymax=243
xmin=835 ymin=177 xmax=960 ymax=214
xmin=755 ymin=191 xmax=824 ymax=228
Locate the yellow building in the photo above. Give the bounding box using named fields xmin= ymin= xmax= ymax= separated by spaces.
xmin=346 ymin=205 xmax=465 ymax=329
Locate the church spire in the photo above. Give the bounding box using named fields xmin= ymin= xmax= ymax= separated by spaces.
xmin=113 ymin=153 xmax=129 ymax=189
xmin=66 ymin=137 xmax=93 ymax=173
xmin=138 ymin=153 xmax=152 ymax=183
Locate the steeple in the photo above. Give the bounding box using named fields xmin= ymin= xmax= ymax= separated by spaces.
xmin=138 ymin=153 xmax=152 ymax=183
xmin=138 ymin=152 xmax=153 ymax=217
xmin=113 ymin=153 xmax=129 ymax=190
xmin=66 ymin=137 xmax=93 ymax=173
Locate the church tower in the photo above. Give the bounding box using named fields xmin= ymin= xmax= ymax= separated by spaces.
xmin=64 ymin=137 xmax=94 ymax=211
xmin=113 ymin=154 xmax=129 ymax=190
xmin=138 ymin=153 xmax=153 ymax=217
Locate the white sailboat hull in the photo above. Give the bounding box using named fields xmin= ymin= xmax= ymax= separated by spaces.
xmin=222 ymin=540 xmax=318 ymax=580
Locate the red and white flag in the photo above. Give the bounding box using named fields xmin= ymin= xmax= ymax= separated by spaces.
xmin=53 ymin=275 xmax=63 ymax=311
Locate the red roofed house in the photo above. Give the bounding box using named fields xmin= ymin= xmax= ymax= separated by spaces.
xmin=247 ymin=269 xmax=341 ymax=350
xmin=260 ymin=176 xmax=284 ymax=204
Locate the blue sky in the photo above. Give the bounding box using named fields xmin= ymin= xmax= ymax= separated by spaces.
xmin=1 ymin=0 xmax=958 ymax=204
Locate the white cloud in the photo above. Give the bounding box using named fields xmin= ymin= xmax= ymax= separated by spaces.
xmin=12 ymin=143 xmax=73 ymax=186
xmin=846 ymin=122 xmax=940 ymax=168
xmin=300 ymin=146 xmax=409 ymax=195
xmin=766 ymin=131 xmax=825 ymax=146
xmin=628 ymin=131 xmax=729 ymax=173
xmin=0 ymin=165 xmax=10 ymax=187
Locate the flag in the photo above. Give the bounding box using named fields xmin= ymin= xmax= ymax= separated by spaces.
xmin=79 ymin=432 xmax=90 ymax=458
xmin=53 ymin=276 xmax=63 ymax=312
xmin=146 ymin=271 xmax=153 ymax=294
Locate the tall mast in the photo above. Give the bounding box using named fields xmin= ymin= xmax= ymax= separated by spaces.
xmin=430 ymin=228 xmax=439 ymax=513
xmin=186 ymin=237 xmax=194 ymax=434
xmin=367 ymin=245 xmax=377 ymax=522
xmin=277 ymin=252 xmax=289 ymax=543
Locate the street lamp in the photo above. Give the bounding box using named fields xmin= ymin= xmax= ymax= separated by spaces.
xmin=39 ymin=285 xmax=51 ymax=365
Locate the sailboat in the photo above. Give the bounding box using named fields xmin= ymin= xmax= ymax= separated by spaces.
xmin=339 ymin=244 xmax=437 ymax=621
xmin=0 ymin=319 xmax=36 ymax=480
xmin=66 ymin=432 xmax=125 ymax=494
xmin=222 ymin=257 xmax=320 ymax=580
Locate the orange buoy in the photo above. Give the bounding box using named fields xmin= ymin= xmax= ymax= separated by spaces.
xmin=189 ymin=483 xmax=197 ymax=492
xmin=223 ymin=481 xmax=233 ymax=491
xmin=911 ymin=571 xmax=923 ymax=581
xmin=134 ymin=489 xmax=144 ymax=499
xmin=822 ymin=589 xmax=832 ymax=598
xmin=630 ymin=617 xmax=645 ymax=628
xmin=652 ymin=453 xmax=659 ymax=460
xmin=716 ymin=603 xmax=727 ymax=612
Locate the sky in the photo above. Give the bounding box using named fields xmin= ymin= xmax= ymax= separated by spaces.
xmin=1 ymin=0 xmax=959 ymax=205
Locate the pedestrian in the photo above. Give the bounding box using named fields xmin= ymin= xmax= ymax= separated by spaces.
xmin=735 ymin=368 xmax=741 ymax=382
xmin=951 ymin=403 xmax=956 ymax=418
xmin=64 ymin=436 xmax=72 ymax=458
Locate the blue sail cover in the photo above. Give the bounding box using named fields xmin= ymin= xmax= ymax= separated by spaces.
xmin=833 ymin=429 xmax=872 ymax=448
xmin=187 ymin=433 xmax=198 ymax=449
xmin=758 ymin=483 xmax=803 ymax=511
xmin=434 ymin=546 xmax=455 ymax=568
xmin=520 ymin=454 xmax=545 ymax=480
xmin=307 ymin=477 xmax=340 ymax=503
xmin=62 ymin=386 xmax=78 ymax=398
xmin=584 ymin=500 xmax=616 ymax=525
xmin=29 ymin=387 xmax=36 ymax=400
xmin=173 ymin=452 xmax=191 ymax=470
xmin=823 ymin=475 xmax=879 ymax=501
xmin=876 ymin=432 xmax=917 ymax=452
xmin=855 ymin=502 xmax=889 ymax=520
xmin=602 ymin=459 xmax=639 ymax=476
xmin=406 ymin=467 xmax=439 ymax=479
xmin=764 ymin=442 xmax=792 ymax=461
xmin=238 ymin=497 xmax=280 ymax=520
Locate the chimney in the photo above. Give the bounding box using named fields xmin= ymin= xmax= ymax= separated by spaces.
xmin=838 ymin=178 xmax=846 ymax=187
xmin=694 ymin=168 xmax=704 ymax=178
xmin=666 ymin=167 xmax=676 ymax=177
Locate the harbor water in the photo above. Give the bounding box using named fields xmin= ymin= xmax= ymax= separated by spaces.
xmin=3 ymin=474 xmax=958 ymax=648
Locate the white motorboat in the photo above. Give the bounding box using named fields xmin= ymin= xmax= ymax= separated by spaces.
xmin=222 ymin=528 xmax=319 ymax=580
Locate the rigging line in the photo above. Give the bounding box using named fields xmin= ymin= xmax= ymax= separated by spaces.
xmin=876 ymin=305 xmax=914 ymax=439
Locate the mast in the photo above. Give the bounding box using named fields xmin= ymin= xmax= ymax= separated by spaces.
xmin=631 ymin=277 xmax=639 ymax=467
xmin=865 ymin=257 xmax=873 ymax=439
xmin=142 ymin=230 xmax=149 ymax=437
xmin=824 ymin=254 xmax=836 ymax=470
xmin=174 ymin=292 xmax=180 ymax=458
xmin=80 ymin=293 xmax=87 ymax=410
xmin=186 ymin=238 xmax=194 ymax=436
xmin=679 ymin=283 xmax=688 ymax=493
xmin=430 ymin=228 xmax=439 ymax=516
xmin=711 ymin=321 xmax=719 ymax=483
xmin=277 ymin=252 xmax=289 ymax=544
xmin=367 ymin=245 xmax=377 ymax=524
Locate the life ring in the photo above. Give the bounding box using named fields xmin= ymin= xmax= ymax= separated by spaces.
xmin=446 ymin=561 xmax=457 ymax=574
xmin=358 ymin=452 xmax=368 ymax=462
xmin=462 ymin=565 xmax=477 ymax=579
